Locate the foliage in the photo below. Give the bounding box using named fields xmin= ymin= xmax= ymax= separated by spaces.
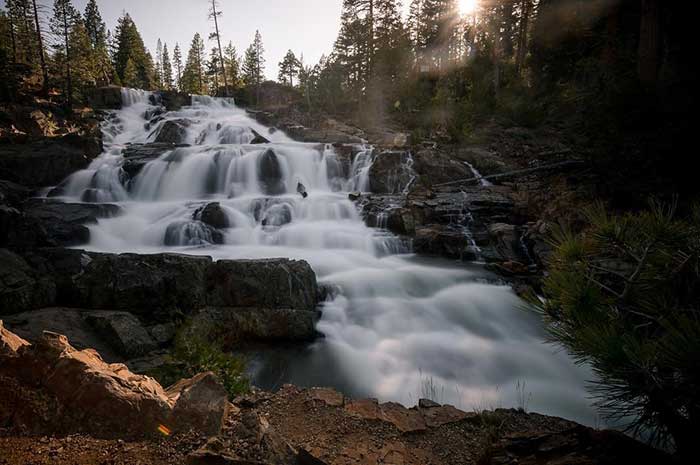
xmin=113 ymin=13 xmax=155 ymax=90
xmin=180 ymin=33 xmax=205 ymax=94
xmin=278 ymin=49 xmax=301 ymax=87
xmin=150 ymin=321 xmax=249 ymax=400
xmin=533 ymin=202 xmax=700 ymax=457
xmin=242 ymin=30 xmax=265 ymax=98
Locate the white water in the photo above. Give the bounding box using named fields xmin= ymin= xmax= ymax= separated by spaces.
xmin=53 ymin=89 xmax=596 ymax=425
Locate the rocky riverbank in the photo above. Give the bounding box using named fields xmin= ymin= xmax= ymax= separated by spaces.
xmin=0 ymin=324 xmax=672 ymax=465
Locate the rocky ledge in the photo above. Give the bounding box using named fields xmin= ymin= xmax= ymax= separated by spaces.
xmin=0 ymin=324 xmax=672 ymax=465
xmin=1 ymin=247 xmax=322 ymax=369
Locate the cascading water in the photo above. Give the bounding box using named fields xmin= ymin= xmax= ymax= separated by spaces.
xmin=52 ymin=89 xmax=597 ymax=425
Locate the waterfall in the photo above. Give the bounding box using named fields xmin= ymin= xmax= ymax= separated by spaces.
xmin=46 ymin=91 xmax=596 ymax=426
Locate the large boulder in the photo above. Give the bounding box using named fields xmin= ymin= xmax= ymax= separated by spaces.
xmin=87 ymin=86 xmax=124 ymax=109
xmin=194 ymin=202 xmax=229 ymax=229
xmin=368 ymin=150 xmax=415 ymax=194
xmin=85 ymin=311 xmax=158 ymax=359
xmin=412 ymin=148 xmax=471 ymax=187
xmin=258 ymin=148 xmax=286 ymax=195
xmin=153 ymin=90 xmax=192 ymax=111
xmin=0 ymin=133 xmax=102 ymax=187
xmin=0 ymin=320 xmax=29 ymax=357
xmin=121 ymin=142 xmax=185 ymax=178
xmin=0 ymin=329 xmax=229 ymax=439
xmin=0 ymin=249 xmax=55 ymax=314
xmin=153 ymin=119 xmax=191 ymax=144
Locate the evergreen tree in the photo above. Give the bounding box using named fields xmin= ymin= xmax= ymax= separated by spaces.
xmin=50 ymin=0 xmax=81 ymax=106
xmin=181 ymin=32 xmax=205 ymax=94
xmin=83 ymin=0 xmax=111 ymax=85
xmin=222 ymin=42 xmax=242 ymax=90
xmin=206 ymin=47 xmax=221 ymax=95
xmin=155 ymin=38 xmax=163 ymax=89
xmin=113 ymin=13 xmax=155 ymax=89
xmin=278 ymin=49 xmax=301 ymax=87
xmin=242 ymin=30 xmax=265 ymax=104
xmin=173 ymin=43 xmax=183 ymax=90
xmin=162 ymin=43 xmax=173 ymax=90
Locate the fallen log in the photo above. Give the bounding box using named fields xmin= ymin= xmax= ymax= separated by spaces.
xmin=432 ymin=160 xmax=586 ymax=188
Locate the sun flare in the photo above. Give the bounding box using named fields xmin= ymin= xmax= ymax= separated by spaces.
xmin=458 ymin=0 xmax=479 ymax=15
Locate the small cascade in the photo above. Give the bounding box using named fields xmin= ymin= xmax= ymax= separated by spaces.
xmin=43 ymin=89 xmax=597 ymax=426
xmin=464 ymin=161 xmax=492 ymax=187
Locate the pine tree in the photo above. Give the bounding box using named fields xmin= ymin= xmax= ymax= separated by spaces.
xmin=242 ymin=30 xmax=265 ymax=104
xmin=206 ymin=47 xmax=221 ymax=95
xmin=278 ymin=49 xmax=301 ymax=87
xmin=155 ymin=38 xmax=163 ymax=89
xmin=181 ymin=32 xmax=205 ymax=94
xmin=30 ymin=0 xmax=50 ymax=93
xmin=162 ymin=43 xmax=173 ymax=90
xmin=173 ymin=43 xmax=183 ymax=90
xmin=83 ymin=0 xmax=110 ymax=85
xmin=113 ymin=13 xmax=155 ymax=89
xmin=50 ymin=0 xmax=81 ymax=107
xmin=222 ymin=42 xmax=242 ymax=90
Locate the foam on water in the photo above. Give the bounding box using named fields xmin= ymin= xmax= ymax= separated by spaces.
xmin=52 ymin=89 xmax=597 ymax=425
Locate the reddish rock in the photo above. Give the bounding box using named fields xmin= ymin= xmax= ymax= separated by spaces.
xmin=308 ymin=387 xmax=344 ymax=407
xmin=0 ymin=320 xmax=29 ymax=356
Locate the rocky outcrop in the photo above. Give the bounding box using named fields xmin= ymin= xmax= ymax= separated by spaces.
xmin=258 ymin=148 xmax=286 ymax=195
xmin=368 ymin=151 xmax=414 ymax=194
xmin=153 ymin=90 xmax=192 ymax=112
xmin=121 ymin=142 xmax=186 ymax=177
xmin=154 ymin=119 xmax=192 ymax=144
xmin=87 ymin=86 xmax=124 ymax=109
xmin=2 ymin=249 xmax=321 ymax=343
xmin=0 ymin=133 xmax=102 ymax=187
xmin=0 ymin=327 xmax=229 ymax=439
xmin=194 ymin=202 xmax=229 ymax=229
xmin=250 ymin=128 xmax=270 ymax=144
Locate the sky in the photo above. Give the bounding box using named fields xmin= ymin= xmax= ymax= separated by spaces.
xmin=2 ymin=0 xmax=352 ymax=80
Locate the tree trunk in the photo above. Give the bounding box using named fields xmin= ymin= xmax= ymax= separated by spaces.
xmin=62 ymin=3 xmax=73 ymax=108
xmin=515 ymin=0 xmax=532 ymax=74
xmin=7 ymin=7 xmax=18 ymax=63
xmin=638 ymin=0 xmax=661 ymax=88
xmin=31 ymin=0 xmax=49 ymax=95
xmin=211 ymin=1 xmax=229 ymax=97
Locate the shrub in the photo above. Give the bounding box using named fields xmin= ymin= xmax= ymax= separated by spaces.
xmin=533 ymin=202 xmax=700 ymax=458
xmin=149 ymin=321 xmax=249 ymax=400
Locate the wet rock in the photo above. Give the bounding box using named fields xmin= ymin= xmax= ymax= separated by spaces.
xmin=155 ymin=90 xmax=192 ymax=111
xmin=154 ymin=119 xmax=192 ymax=144
xmin=0 ymin=249 xmax=55 ymax=315
xmin=258 ymin=148 xmax=286 ymax=195
xmin=87 ymin=86 xmax=123 ymax=109
xmin=250 ymin=128 xmax=270 ymax=144
xmin=0 ymin=133 xmax=102 ymax=187
xmin=368 ymin=151 xmax=414 ymax=194
xmin=413 ymin=225 xmax=479 ymax=261
xmin=0 ymin=180 xmax=32 ymax=205
xmin=487 ymin=223 xmax=528 ymax=264
xmin=261 ymin=203 xmax=293 ymax=227
xmin=164 ymin=220 xmax=224 ymax=246
xmin=412 ymin=148 xmax=471 ymax=186
xmin=84 ymin=311 xmax=157 ymax=359
xmin=121 ymin=142 xmax=185 ymax=177
xmin=194 ymin=202 xmax=229 ymax=229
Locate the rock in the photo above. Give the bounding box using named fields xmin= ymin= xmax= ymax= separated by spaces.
xmin=487 ymin=223 xmax=529 ymax=264
xmin=420 ymin=404 xmax=471 ymax=428
xmin=413 ymin=225 xmax=478 ymax=261
xmin=155 ymin=90 xmax=192 ymax=111
xmin=167 ymin=372 xmax=230 ymax=436
xmin=0 ymin=180 xmax=32 ymax=205
xmin=148 ymin=323 xmax=176 ymax=346
xmin=164 ymin=220 xmax=224 ymax=246
xmin=250 ymin=128 xmax=270 ymax=144
xmin=0 ymin=133 xmax=102 ymax=187
xmin=418 ymin=398 xmax=441 ymax=409
xmin=0 ymin=249 xmax=55 ymax=315
xmin=368 ymin=151 xmax=414 ymax=194
xmin=194 ymin=202 xmax=229 ymax=229
xmin=0 ymin=328 xmax=229 ymax=439
xmin=261 ymin=202 xmax=292 ymax=228
xmin=121 ymin=142 xmax=185 ymax=178
xmin=482 ymin=425 xmax=671 ymax=465
xmin=258 ymin=148 xmax=286 ymax=195
xmin=308 ymin=387 xmax=344 ymax=407
xmin=87 ymin=86 xmax=124 ymax=109
xmin=412 ymin=148 xmax=471 ymax=186
xmin=380 ymin=402 xmax=427 ymax=433
xmin=206 ymin=259 xmax=318 ymax=311
xmin=0 ymin=320 xmax=29 ymax=357
xmin=2 ymin=308 xmax=120 ymax=361
xmin=154 ymin=119 xmax=191 ymax=144
xmin=85 ymin=311 xmax=158 ymax=359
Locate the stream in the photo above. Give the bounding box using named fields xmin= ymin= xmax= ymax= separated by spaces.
xmin=52 ymin=90 xmax=597 ymax=426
